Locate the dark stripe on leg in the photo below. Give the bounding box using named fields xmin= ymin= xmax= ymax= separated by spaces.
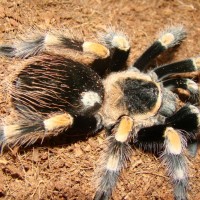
xmin=163 ymin=78 xmax=199 ymax=103
xmin=166 ymin=104 xmax=200 ymax=132
xmin=107 ymin=48 xmax=130 ymax=73
xmin=134 ymin=41 xmax=165 ymax=70
xmin=133 ymin=26 xmax=186 ymax=71
xmin=163 ymin=78 xmax=198 ymax=94
xmin=135 ymin=125 xmax=166 ymax=153
xmin=0 ymin=46 xmax=16 ymax=57
xmin=94 ymin=116 xmax=133 ymax=200
xmin=0 ymin=113 xmax=74 ymax=148
xmin=153 ymin=58 xmax=200 ymax=80
xmin=161 ymin=127 xmax=188 ymax=200
xmin=99 ymin=30 xmax=130 ymax=74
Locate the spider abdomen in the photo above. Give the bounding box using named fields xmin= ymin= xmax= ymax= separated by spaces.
xmin=12 ymin=54 xmax=104 ymax=117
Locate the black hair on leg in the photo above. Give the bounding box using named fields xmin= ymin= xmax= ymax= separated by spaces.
xmin=100 ymin=30 xmax=131 ymax=74
xmin=0 ymin=31 xmax=109 ymax=59
xmin=0 ymin=46 xmax=16 ymax=57
xmin=152 ymin=57 xmax=200 ymax=81
xmin=133 ymin=26 xmax=186 ymax=71
xmin=166 ymin=104 xmax=200 ymax=133
xmin=163 ymin=78 xmax=199 ymax=103
xmin=134 ymin=124 xmax=166 ymax=153
xmin=161 ymin=127 xmax=188 ymax=200
xmin=0 ymin=112 xmax=74 ymax=149
xmin=94 ymin=116 xmax=133 ymax=200
xmin=134 ymin=126 xmax=189 ymax=199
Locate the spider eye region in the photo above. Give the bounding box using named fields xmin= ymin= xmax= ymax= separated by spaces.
xmin=122 ymin=78 xmax=160 ymax=115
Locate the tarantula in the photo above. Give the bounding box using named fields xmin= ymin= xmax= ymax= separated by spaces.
xmin=0 ymin=26 xmax=199 ymax=200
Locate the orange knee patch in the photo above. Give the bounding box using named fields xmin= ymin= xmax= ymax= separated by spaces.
xmin=115 ymin=116 xmax=133 ymax=142
xmin=82 ymin=42 xmax=110 ymax=58
xmin=164 ymin=127 xmax=182 ymax=155
xmin=44 ymin=113 xmax=73 ymax=131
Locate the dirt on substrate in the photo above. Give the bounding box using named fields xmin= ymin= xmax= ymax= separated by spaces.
xmin=0 ymin=0 xmax=200 ymax=199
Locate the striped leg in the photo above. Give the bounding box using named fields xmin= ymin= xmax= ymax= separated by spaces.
xmin=137 ymin=104 xmax=200 ymax=155
xmin=0 ymin=46 xmax=15 ymax=57
xmin=135 ymin=105 xmax=200 ymax=199
xmin=152 ymin=57 xmax=200 ymax=81
xmin=92 ymin=30 xmax=131 ymax=77
xmin=0 ymin=112 xmax=73 ymax=148
xmin=166 ymin=104 xmax=200 ymax=133
xmin=161 ymin=127 xmax=188 ymax=200
xmin=94 ymin=116 xmax=133 ymax=200
xmin=135 ymin=126 xmax=188 ymax=200
xmin=166 ymin=104 xmax=200 ymax=157
xmin=0 ymin=30 xmax=110 ymax=59
xmin=137 ymin=104 xmax=200 ymax=154
xmin=133 ymin=26 xmax=186 ymax=71
xmin=100 ymin=30 xmax=130 ymax=73
xmin=163 ymin=78 xmax=199 ymax=104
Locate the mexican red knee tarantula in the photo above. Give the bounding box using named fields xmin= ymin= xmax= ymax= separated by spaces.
xmin=0 ymin=26 xmax=199 ymax=200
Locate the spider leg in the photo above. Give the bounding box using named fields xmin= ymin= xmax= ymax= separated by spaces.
xmin=91 ymin=30 xmax=131 ymax=77
xmin=0 ymin=46 xmax=16 ymax=57
xmin=0 ymin=112 xmax=74 ymax=148
xmin=152 ymin=57 xmax=200 ymax=81
xmin=166 ymin=104 xmax=200 ymax=157
xmin=166 ymin=104 xmax=200 ymax=133
xmin=0 ymin=28 xmax=129 ymax=77
xmin=135 ymin=126 xmax=188 ymax=200
xmin=135 ymin=104 xmax=200 ymax=199
xmin=149 ymin=103 xmax=200 ymax=155
xmin=101 ymin=30 xmax=130 ymax=73
xmin=94 ymin=116 xmax=133 ymax=200
xmin=0 ymin=34 xmax=50 ymax=58
xmin=0 ymin=31 xmax=110 ymax=59
xmin=135 ymin=106 xmax=198 ymax=151
xmin=133 ymin=26 xmax=186 ymax=71
xmin=161 ymin=127 xmax=188 ymax=200
xmin=162 ymin=78 xmax=199 ymax=104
